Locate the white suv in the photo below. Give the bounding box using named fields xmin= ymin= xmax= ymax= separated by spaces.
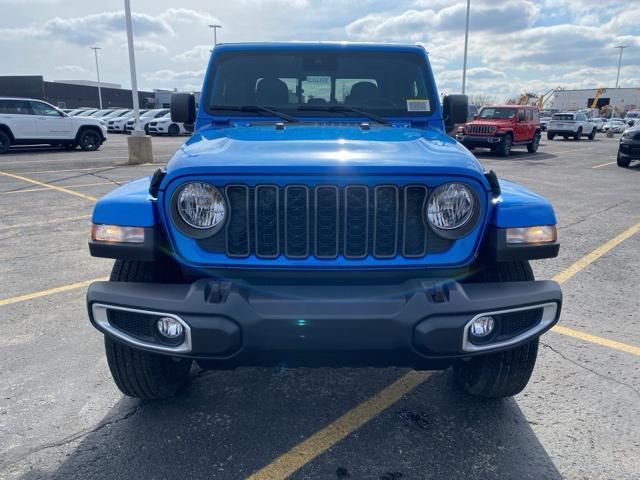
xmin=0 ymin=97 xmax=108 ymax=154
xmin=547 ymin=112 xmax=597 ymax=141
xmin=148 ymin=112 xmax=190 ymax=136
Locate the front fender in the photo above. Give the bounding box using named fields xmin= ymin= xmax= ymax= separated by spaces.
xmin=92 ymin=177 xmax=157 ymax=227
xmin=490 ymin=179 xmax=556 ymax=228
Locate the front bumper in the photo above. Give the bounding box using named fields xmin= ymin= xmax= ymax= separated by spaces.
xmin=457 ymin=134 xmax=504 ymax=147
xmin=619 ymin=141 xmax=640 ymax=159
xmin=547 ymin=128 xmax=578 ymax=135
xmin=87 ymin=278 xmax=562 ymax=369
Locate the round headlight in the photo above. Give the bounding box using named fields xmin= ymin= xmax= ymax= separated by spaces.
xmin=176 ymin=182 xmax=226 ymax=230
xmin=427 ymin=183 xmax=475 ymax=231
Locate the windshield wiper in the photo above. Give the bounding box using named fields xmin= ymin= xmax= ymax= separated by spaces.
xmin=211 ymin=105 xmax=299 ymax=123
xmin=298 ymin=105 xmax=392 ymax=126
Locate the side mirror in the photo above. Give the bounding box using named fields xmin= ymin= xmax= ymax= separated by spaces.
xmin=473 ymin=114 xmax=478 ymax=120
xmin=171 ymin=93 xmax=196 ymax=124
xmin=442 ymin=94 xmax=468 ymax=128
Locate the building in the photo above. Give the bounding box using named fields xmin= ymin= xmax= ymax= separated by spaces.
xmin=0 ymin=75 xmax=156 ymax=109
xmin=549 ymin=87 xmax=640 ymax=115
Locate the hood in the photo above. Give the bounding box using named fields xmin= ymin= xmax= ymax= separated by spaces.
xmin=466 ymin=118 xmax=513 ymax=126
xmin=165 ymin=124 xmax=486 ymax=182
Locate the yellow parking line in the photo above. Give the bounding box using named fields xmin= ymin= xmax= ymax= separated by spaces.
xmin=552 ymin=222 xmax=640 ymax=284
xmin=0 ymin=214 xmax=92 ymax=230
xmin=10 ymin=166 xmax=105 ymax=174
xmin=246 ymin=371 xmax=431 ymax=480
xmin=552 ymin=326 xmax=640 ymax=357
xmin=0 ymin=182 xmax=112 ymax=195
xmin=592 ymin=161 xmax=616 ymax=169
xmin=0 ymin=277 xmax=109 ymax=307
xmin=0 ymin=170 xmax=97 ymax=201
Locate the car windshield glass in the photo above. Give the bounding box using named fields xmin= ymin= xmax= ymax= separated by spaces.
xmin=552 ymin=114 xmax=574 ymax=120
xmin=478 ymin=108 xmax=516 ymax=119
xmin=207 ymin=50 xmax=434 ymax=118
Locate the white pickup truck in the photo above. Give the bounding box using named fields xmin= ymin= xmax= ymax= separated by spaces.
xmin=547 ymin=112 xmax=597 ymax=141
xmin=0 ymin=97 xmax=107 ymax=154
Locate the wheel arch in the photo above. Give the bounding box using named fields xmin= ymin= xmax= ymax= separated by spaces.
xmin=0 ymin=123 xmax=15 ymax=143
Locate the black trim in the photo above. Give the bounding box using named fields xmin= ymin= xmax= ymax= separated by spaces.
xmin=487 ymin=227 xmax=560 ymax=262
xmin=149 ymin=169 xmax=165 ymax=198
xmin=89 ymin=227 xmax=158 ymax=261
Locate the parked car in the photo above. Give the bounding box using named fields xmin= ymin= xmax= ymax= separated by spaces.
xmin=624 ymin=111 xmax=639 ymax=126
xmin=148 ymin=112 xmax=190 ymax=136
xmin=86 ymin=109 xmax=114 ymax=119
xmin=456 ymin=104 xmax=541 ymax=156
xmin=617 ymin=124 xmax=640 ymax=168
xmin=539 ymin=114 xmax=551 ymax=131
xmin=107 ymin=110 xmax=148 ymax=133
xmin=125 ymin=109 xmax=169 ymax=134
xmin=0 ymin=97 xmax=107 ymax=153
xmin=588 ymin=117 xmax=606 ymax=132
xmin=603 ymin=119 xmax=626 ymax=134
xmin=87 ymin=43 xmax=562 ymax=401
xmin=75 ymin=108 xmax=98 ymax=117
xmin=547 ymin=112 xmax=596 ymax=140
xmin=100 ymin=109 xmax=130 ymax=123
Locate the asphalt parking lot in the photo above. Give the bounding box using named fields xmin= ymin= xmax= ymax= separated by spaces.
xmin=0 ymin=133 xmax=639 ymax=480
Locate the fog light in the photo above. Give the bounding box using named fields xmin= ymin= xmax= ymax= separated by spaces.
xmin=506 ymin=225 xmax=557 ymax=244
xmin=470 ymin=316 xmax=495 ymax=338
xmin=156 ymin=317 xmax=184 ymax=339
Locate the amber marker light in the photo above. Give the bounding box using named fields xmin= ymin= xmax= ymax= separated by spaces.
xmin=506 ymin=225 xmax=557 ymax=244
xmin=91 ymin=224 xmax=145 ymax=243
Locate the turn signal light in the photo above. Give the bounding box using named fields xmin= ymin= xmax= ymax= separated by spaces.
xmin=92 ymin=224 xmax=144 ymax=243
xmin=506 ymin=225 xmax=557 ymax=244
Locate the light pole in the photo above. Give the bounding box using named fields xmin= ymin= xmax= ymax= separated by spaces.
xmin=461 ymin=0 xmax=471 ymax=94
xmin=614 ymin=45 xmax=629 ymax=88
xmin=209 ymin=24 xmax=222 ymax=46
xmin=124 ymin=0 xmax=142 ymax=135
xmin=90 ymin=46 xmax=103 ymax=109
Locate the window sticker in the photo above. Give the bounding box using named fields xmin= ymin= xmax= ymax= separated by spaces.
xmin=407 ymin=99 xmax=430 ymax=112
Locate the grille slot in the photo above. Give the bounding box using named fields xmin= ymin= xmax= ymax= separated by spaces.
xmin=198 ymin=184 xmax=455 ymax=260
xmin=255 ymin=185 xmax=279 ymax=258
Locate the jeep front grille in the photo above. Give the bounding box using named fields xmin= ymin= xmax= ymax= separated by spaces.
xmin=465 ymin=125 xmax=497 ymax=135
xmin=197 ymin=184 xmax=453 ymax=260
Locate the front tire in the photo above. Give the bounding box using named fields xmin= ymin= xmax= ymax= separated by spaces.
xmin=497 ymin=134 xmax=512 ymax=157
xmin=527 ymin=131 xmax=540 ymax=153
xmin=588 ymin=128 xmax=596 ymax=141
xmin=104 ymin=260 xmax=192 ymax=400
xmin=78 ymin=129 xmax=102 ymax=151
xmin=617 ymin=151 xmax=631 ymax=168
xmin=574 ymin=128 xmax=582 ymax=141
xmin=168 ymin=124 xmax=180 ymax=136
xmin=454 ymin=261 xmax=540 ymax=398
xmin=547 ymin=132 xmax=555 ymax=141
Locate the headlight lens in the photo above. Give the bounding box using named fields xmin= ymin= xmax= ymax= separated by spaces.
xmin=427 ymin=183 xmax=475 ymax=230
xmin=176 ymin=182 xmax=226 ymax=229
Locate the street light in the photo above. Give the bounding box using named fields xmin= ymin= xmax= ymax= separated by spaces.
xmin=124 ymin=0 xmax=142 ymax=135
xmin=614 ymin=45 xmax=629 ymax=88
xmin=461 ymin=0 xmax=471 ymax=94
xmin=90 ymin=46 xmax=103 ymax=109
xmin=209 ymin=24 xmax=222 ymax=46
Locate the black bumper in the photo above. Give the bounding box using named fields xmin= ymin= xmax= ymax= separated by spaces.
xmin=619 ymin=141 xmax=640 ymax=159
xmin=457 ymin=134 xmax=504 ymax=148
xmin=87 ymin=278 xmax=562 ymax=369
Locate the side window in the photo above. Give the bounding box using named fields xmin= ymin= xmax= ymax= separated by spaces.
xmin=1 ymin=100 xmax=32 ymax=115
xmin=30 ymin=101 xmax=60 ymax=116
xmin=532 ymin=109 xmax=540 ymax=122
xmin=517 ymin=110 xmax=525 ymax=122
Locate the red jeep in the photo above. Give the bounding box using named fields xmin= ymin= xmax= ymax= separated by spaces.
xmin=456 ymin=105 xmax=541 ymax=156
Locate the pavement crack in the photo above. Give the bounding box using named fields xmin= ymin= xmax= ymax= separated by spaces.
xmin=558 ymin=200 xmax=628 ymax=231
xmin=0 ymin=403 xmax=142 ymax=471
xmin=86 ymin=171 xmax=123 ymax=186
xmin=541 ymin=341 xmax=640 ymax=399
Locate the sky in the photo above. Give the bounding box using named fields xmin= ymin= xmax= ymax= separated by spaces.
xmin=0 ymin=0 xmax=638 ymax=102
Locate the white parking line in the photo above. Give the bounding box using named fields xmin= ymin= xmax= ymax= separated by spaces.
xmin=592 ymin=161 xmax=616 ymax=169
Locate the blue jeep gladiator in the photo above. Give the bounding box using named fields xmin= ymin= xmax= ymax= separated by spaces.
xmin=87 ymin=43 xmax=561 ymax=400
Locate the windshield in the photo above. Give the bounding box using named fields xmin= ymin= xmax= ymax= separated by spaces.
xmin=478 ymin=107 xmax=516 ymax=120
xmin=206 ymin=50 xmax=434 ymax=118
xmin=626 ymin=112 xmax=639 ymax=119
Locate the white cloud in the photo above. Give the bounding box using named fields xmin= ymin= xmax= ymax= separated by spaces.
xmin=53 ymin=64 xmax=86 ymax=73
xmin=175 ymin=45 xmax=212 ymax=62
xmin=127 ymin=40 xmax=169 ymax=54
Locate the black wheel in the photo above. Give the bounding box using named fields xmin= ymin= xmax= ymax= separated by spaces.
xmin=497 ymin=134 xmax=512 ymax=157
xmin=104 ymin=260 xmax=192 ymax=400
xmin=527 ymin=132 xmax=540 ymax=153
xmin=574 ymin=128 xmax=582 ymax=141
xmin=617 ymin=151 xmax=631 ymax=168
xmin=454 ymin=261 xmax=540 ymax=398
xmin=0 ymin=131 xmax=10 ymax=154
xmin=78 ymin=129 xmax=102 ymax=151
xmin=588 ymin=128 xmax=596 ymax=141
xmin=144 ymin=124 xmax=150 ymax=135
xmin=168 ymin=124 xmax=180 ymax=136
xmin=562 ymin=135 xmax=569 ymax=140
xmin=547 ymin=133 xmax=555 ymax=141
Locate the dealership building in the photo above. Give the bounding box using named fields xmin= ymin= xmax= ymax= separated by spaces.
xmin=0 ymin=75 xmax=158 ymax=109
xmin=548 ymin=87 xmax=640 ymax=114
